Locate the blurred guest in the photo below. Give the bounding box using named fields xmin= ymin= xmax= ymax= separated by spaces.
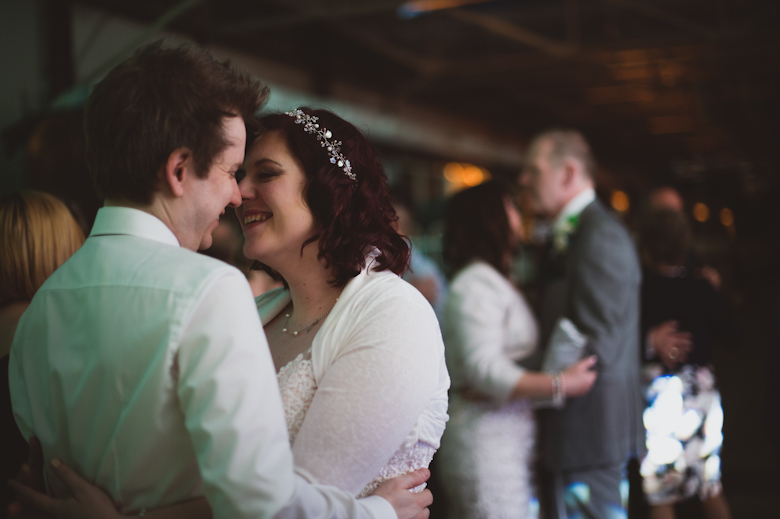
xmin=391 ymin=196 xmax=448 ymax=320
xmin=648 ymin=186 xmax=684 ymax=213
xmin=646 ymin=185 xmax=721 ymax=291
xmin=0 ymin=191 xmax=84 ymax=512
xmin=638 ymin=209 xmax=736 ymax=519
xmin=521 ymin=130 xmax=645 ymax=519
xmin=437 ymin=181 xmax=597 ymax=519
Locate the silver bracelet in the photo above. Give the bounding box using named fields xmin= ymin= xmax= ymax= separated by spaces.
xmin=552 ymin=371 xmax=565 ymax=407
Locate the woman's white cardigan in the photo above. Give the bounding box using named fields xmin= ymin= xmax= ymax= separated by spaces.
xmin=442 ymin=261 xmax=538 ymax=404
xmin=256 ymin=256 xmax=450 ymax=496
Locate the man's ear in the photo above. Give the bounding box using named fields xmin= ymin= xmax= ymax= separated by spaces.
xmin=561 ymin=157 xmax=579 ymax=187
xmin=162 ymin=148 xmax=194 ymax=198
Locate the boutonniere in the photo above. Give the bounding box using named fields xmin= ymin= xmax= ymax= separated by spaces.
xmin=552 ymin=213 xmax=581 ymax=254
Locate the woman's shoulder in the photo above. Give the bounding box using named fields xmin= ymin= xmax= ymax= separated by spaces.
xmin=450 ymin=261 xmax=512 ymax=295
xmin=349 ymin=268 xmax=430 ymax=307
xmin=331 ymin=269 xmax=441 ymax=343
xmin=312 ymin=268 xmax=446 ymax=377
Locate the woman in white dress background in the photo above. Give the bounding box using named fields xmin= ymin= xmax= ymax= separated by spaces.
xmin=436 ymin=182 xmax=597 ymax=519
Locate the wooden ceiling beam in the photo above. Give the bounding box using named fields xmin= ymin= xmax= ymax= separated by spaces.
xmin=338 ymin=24 xmax=444 ymax=76
xmin=210 ymin=1 xmax=406 ymax=33
xmin=446 ymin=8 xmax=578 ymax=58
xmin=602 ymin=0 xmax=719 ymax=41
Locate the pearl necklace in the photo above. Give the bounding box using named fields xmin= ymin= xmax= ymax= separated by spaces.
xmin=281 ymin=299 xmax=337 ymax=337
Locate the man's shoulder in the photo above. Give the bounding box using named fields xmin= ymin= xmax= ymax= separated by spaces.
xmin=577 ymin=200 xmax=632 ymax=246
xmin=580 ymin=199 xmax=623 ymax=227
xmin=46 ymin=235 xmax=242 ymax=297
xmin=129 ymin=239 xmax=244 ymax=296
xmin=570 ymin=200 xmax=640 ymax=278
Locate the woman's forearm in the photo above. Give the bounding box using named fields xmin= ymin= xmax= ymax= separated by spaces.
xmin=508 ymin=371 xmax=554 ymax=400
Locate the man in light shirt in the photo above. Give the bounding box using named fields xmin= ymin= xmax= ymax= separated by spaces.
xmin=521 ymin=130 xmax=645 ymax=519
xmin=9 ymin=42 xmax=430 ymax=519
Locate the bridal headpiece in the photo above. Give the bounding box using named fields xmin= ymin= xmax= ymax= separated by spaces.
xmin=285 ymin=109 xmax=356 ymax=181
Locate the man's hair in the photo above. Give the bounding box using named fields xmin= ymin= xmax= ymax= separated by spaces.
xmin=0 ymin=191 xmax=85 ymax=304
xmin=639 ymin=208 xmax=692 ymax=269
xmin=528 ymin=129 xmax=596 ymax=180
xmin=84 ymin=41 xmax=267 ymax=205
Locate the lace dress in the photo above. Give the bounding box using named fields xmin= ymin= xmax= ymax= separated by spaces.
xmin=277 ymin=350 xmax=437 ymax=498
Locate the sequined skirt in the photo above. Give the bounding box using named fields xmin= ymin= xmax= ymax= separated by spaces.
xmin=640 ymin=364 xmax=724 ymax=505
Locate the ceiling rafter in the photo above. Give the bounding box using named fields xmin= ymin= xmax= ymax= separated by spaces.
xmin=446 ymin=8 xmax=578 ymax=58
xmin=337 ymin=24 xmax=444 ymax=76
xmin=210 ymin=0 xmax=405 ymax=33
xmin=602 ymin=0 xmax=719 ymax=40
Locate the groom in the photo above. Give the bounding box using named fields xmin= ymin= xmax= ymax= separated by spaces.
xmin=521 ymin=130 xmax=645 ymax=519
xmin=9 ymin=42 xmax=430 ymax=519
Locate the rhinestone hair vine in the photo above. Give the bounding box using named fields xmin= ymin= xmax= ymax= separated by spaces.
xmin=284 ymin=109 xmax=356 ymax=181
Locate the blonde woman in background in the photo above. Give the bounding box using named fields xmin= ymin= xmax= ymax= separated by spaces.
xmin=1 ymin=191 xmax=85 ymax=512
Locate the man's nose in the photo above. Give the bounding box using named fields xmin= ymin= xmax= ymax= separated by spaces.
xmin=228 ymin=179 xmax=242 ymax=208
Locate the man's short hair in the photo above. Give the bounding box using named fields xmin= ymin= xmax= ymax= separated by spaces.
xmin=84 ymin=41 xmax=268 ymax=205
xmin=528 ymin=129 xmax=596 ymax=180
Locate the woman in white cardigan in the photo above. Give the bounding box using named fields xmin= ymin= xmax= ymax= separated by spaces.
xmin=437 ymin=182 xmax=597 ymax=519
xmin=240 ymin=109 xmax=449 ymax=499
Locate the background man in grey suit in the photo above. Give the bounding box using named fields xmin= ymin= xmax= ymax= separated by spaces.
xmin=521 ymin=130 xmax=645 ymax=519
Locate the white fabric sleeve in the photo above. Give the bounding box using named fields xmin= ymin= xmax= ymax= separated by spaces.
xmin=176 ymin=270 xmax=295 ymax=519
xmin=274 ymin=474 xmax=394 ymax=519
xmin=291 ymin=288 xmax=442 ymax=496
xmin=444 ymin=268 xmax=525 ymax=404
xmin=177 ymin=271 xmax=394 ymax=519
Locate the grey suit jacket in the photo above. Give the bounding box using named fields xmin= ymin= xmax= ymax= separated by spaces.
xmin=539 ymin=199 xmax=646 ymax=472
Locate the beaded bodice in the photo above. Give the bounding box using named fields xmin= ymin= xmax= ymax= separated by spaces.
xmin=276 ymin=350 xmax=317 ymax=445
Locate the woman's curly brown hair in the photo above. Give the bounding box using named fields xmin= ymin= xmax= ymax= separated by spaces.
xmin=251 ymin=108 xmax=410 ymax=287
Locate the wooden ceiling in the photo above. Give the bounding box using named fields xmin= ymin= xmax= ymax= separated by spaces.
xmin=76 ymin=0 xmax=780 ymax=192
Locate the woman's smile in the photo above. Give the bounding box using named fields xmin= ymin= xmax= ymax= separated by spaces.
xmin=237 ymin=130 xmax=317 ymax=267
xmin=242 ymin=211 xmax=272 ymax=226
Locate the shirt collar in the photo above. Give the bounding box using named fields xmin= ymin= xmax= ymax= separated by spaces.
xmin=89 ymin=207 xmax=181 ymax=248
xmin=552 ymin=188 xmax=595 ymax=235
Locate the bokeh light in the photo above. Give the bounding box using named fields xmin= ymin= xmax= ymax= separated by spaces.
xmin=693 ymin=202 xmax=709 ymax=222
xmin=443 ymin=162 xmax=491 ymax=191
xmin=611 ymin=190 xmax=630 ymax=213
xmin=720 ymin=207 xmax=734 ymax=227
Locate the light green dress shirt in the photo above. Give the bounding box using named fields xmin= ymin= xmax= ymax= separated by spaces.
xmin=9 ymin=206 xmax=392 ymax=519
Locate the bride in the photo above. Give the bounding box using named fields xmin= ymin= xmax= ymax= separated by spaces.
xmin=10 ymin=108 xmax=449 ymax=518
xmin=240 ymin=108 xmax=449 ymax=497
